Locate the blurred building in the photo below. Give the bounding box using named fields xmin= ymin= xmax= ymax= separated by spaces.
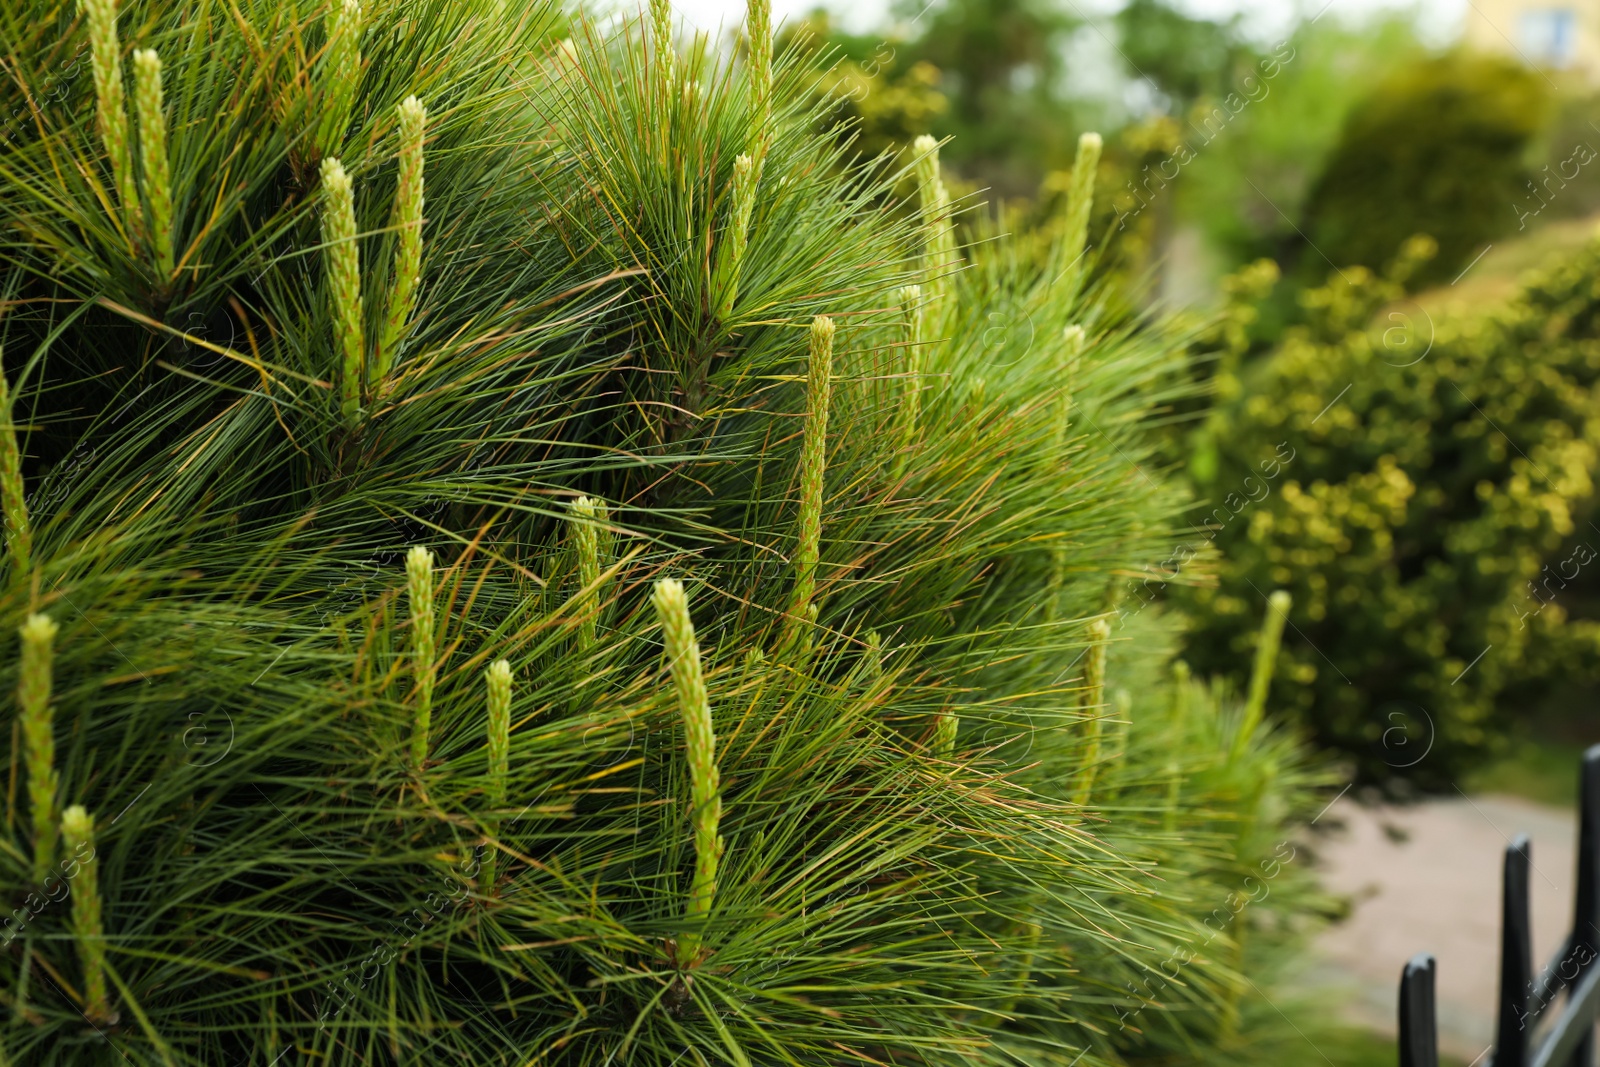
xmin=1466 ymin=1 xmax=1600 ymax=82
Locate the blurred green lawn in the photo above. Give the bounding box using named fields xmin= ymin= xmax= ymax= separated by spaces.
xmin=1465 ymin=735 xmax=1590 ymax=808
xmin=1412 ymin=212 xmax=1600 ymax=323
xmin=1320 ymin=1026 xmax=1467 ymax=1067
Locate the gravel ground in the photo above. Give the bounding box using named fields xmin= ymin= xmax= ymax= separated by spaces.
xmin=1309 ymin=793 xmax=1584 ymax=1062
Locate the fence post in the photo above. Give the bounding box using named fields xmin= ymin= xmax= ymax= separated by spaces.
xmin=1496 ymin=833 xmax=1534 ymax=1067
xmin=1569 ymin=745 xmax=1600 ymax=1067
xmin=1399 ymin=952 xmax=1439 ymax=1067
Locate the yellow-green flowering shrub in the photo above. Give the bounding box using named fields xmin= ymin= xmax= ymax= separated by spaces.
xmin=1181 ymin=240 xmax=1600 ymax=786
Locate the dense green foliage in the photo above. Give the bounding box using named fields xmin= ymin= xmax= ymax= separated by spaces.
xmin=0 ymin=0 xmax=1329 ymax=1062
xmin=1301 ymin=52 xmax=1550 ymax=288
xmin=1180 ymin=241 xmax=1600 ymax=787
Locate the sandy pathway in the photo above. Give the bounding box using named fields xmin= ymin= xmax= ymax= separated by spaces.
xmin=1310 ymin=793 xmax=1582 ymax=1061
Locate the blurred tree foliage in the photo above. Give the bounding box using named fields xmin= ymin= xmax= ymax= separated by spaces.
xmin=781 ymin=13 xmax=948 ymax=160
xmin=1178 ymin=238 xmax=1600 ymax=787
xmin=790 ymin=1 xmax=1565 ymax=303
xmin=894 ymin=0 xmax=1081 ymax=193
xmin=1094 ymin=7 xmax=1426 ymax=308
xmin=1113 ymin=0 xmax=1251 ymax=112
xmin=1172 ymin=16 xmax=1424 ymax=271
xmin=1300 ymin=52 xmax=1551 ymax=288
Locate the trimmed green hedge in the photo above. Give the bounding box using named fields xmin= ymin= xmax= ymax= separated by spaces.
xmin=1301 ymin=52 xmax=1550 ymax=288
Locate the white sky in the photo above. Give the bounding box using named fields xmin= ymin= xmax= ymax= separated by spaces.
xmin=663 ymin=0 xmax=1467 ymax=44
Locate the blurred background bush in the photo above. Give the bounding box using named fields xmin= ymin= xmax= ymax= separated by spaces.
xmin=771 ymin=0 xmax=1600 ymax=794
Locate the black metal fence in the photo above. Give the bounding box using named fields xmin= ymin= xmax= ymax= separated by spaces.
xmin=1399 ymin=745 xmax=1600 ymax=1067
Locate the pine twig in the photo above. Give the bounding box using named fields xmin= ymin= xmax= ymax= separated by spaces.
xmin=0 ymin=368 xmax=32 ymax=580
xmin=481 ymin=658 xmax=511 ymax=893
xmin=20 ymin=613 xmax=59 ymax=884
xmin=407 ymin=546 xmax=437 ymax=772
xmin=783 ymin=315 xmax=833 ymax=651
xmin=82 ymin=0 xmax=139 ymax=242
xmin=132 ymin=50 xmax=174 ymax=281
xmin=1231 ymin=590 xmax=1291 ymax=763
xmin=320 ymin=158 xmax=365 ymax=425
xmin=375 ymin=96 xmax=426 ymax=386
xmin=653 ymin=580 xmax=721 ymax=967
xmin=1071 ymin=618 xmax=1111 ymax=809
xmin=61 ymin=805 xmax=109 ymax=1023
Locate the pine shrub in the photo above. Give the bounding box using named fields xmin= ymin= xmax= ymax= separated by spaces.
xmin=0 ymin=0 xmax=1325 ymax=1062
